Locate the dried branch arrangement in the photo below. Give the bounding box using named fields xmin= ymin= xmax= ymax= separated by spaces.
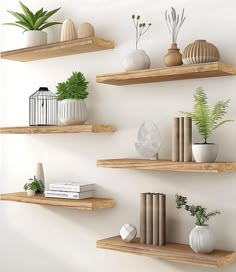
xmin=165 ymin=7 xmax=186 ymax=44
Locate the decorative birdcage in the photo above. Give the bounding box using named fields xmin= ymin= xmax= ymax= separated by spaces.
xmin=29 ymin=87 xmax=58 ymax=126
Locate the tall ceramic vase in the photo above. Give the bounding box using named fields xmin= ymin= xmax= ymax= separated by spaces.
xmin=35 ymin=163 xmax=45 ymax=193
xmin=164 ymin=44 xmax=183 ymax=67
xmin=189 ymin=225 xmax=215 ymax=253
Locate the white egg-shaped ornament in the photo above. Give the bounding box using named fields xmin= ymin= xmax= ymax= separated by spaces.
xmin=78 ymin=22 xmax=95 ymax=38
xmin=120 ymin=224 xmax=137 ymax=242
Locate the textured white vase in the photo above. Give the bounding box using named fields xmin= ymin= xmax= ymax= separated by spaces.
xmin=35 ymin=163 xmax=45 ymax=192
xmin=192 ymin=143 xmax=218 ymax=162
xmin=59 ymin=99 xmax=87 ymax=125
xmin=78 ymin=22 xmax=95 ymax=38
xmin=26 ymin=189 xmax=35 ymax=197
xmin=61 ymin=19 xmax=77 ymax=41
xmin=123 ymin=50 xmax=150 ymax=71
xmin=189 ymin=225 xmax=215 ymax=253
xmin=23 ymin=30 xmax=47 ymax=47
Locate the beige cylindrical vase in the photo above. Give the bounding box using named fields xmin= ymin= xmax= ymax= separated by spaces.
xmin=140 ymin=193 xmax=147 ymax=244
xmin=159 ymin=194 xmax=166 ymax=246
xmin=153 ymin=193 xmax=159 ymax=246
xmin=184 ymin=117 xmax=192 ymax=162
xmin=146 ymin=193 xmax=153 ymax=244
xmin=179 ymin=117 xmax=184 ymax=162
xmin=172 ymin=117 xmax=179 ymax=161
xmin=164 ymin=44 xmax=183 ymax=67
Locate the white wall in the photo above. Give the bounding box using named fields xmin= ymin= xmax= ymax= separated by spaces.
xmin=0 ymin=0 xmax=236 ymax=271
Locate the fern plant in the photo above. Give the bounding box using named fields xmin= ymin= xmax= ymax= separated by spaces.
xmin=4 ymin=2 xmax=61 ymax=31
xmin=181 ymin=87 xmax=233 ymax=143
xmin=176 ymin=194 xmax=220 ymax=226
xmin=24 ymin=176 xmax=43 ymax=194
xmin=56 ymin=72 xmax=89 ymax=101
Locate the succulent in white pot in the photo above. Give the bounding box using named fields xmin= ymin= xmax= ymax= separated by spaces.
xmin=181 ymin=87 xmax=233 ymax=162
xmin=24 ymin=176 xmax=44 ymax=197
xmin=56 ymin=72 xmax=89 ymax=125
xmin=176 ymin=194 xmax=220 ymax=254
xmin=123 ymin=15 xmax=152 ymax=71
xmin=3 ymin=2 xmax=61 ymax=48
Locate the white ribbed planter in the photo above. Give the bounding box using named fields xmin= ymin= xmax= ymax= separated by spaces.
xmin=189 ymin=225 xmax=215 ymax=254
xmin=26 ymin=189 xmax=35 ymax=197
xmin=123 ymin=50 xmax=150 ymax=71
xmin=59 ymin=99 xmax=87 ymax=125
xmin=192 ymin=143 xmax=218 ymax=162
xmin=23 ymin=30 xmax=47 ymax=47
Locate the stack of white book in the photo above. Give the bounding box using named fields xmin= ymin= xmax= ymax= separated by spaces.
xmin=45 ymin=182 xmax=95 ymax=200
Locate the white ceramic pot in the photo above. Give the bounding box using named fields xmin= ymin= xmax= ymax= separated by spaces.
xmin=123 ymin=49 xmax=150 ymax=71
xmin=189 ymin=225 xmax=215 ymax=253
xmin=59 ymin=99 xmax=87 ymax=125
xmin=23 ymin=30 xmax=47 ymax=47
xmin=26 ymin=189 xmax=35 ymax=197
xmin=192 ymin=143 xmax=218 ymax=163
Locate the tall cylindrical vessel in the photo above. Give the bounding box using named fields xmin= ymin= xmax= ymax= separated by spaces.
xmin=140 ymin=193 xmax=147 ymax=244
xmin=35 ymin=163 xmax=45 ymax=193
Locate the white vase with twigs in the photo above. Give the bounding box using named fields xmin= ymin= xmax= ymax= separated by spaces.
xmin=123 ymin=15 xmax=152 ymax=71
xmin=164 ymin=7 xmax=185 ymax=67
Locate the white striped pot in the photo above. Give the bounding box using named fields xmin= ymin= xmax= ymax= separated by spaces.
xmin=59 ymin=99 xmax=87 ymax=125
xmin=182 ymin=40 xmax=220 ymax=64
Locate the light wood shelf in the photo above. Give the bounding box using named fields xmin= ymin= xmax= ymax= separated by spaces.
xmin=0 ymin=192 xmax=115 ymax=210
xmin=96 ymin=159 xmax=236 ymax=173
xmin=0 ymin=37 xmax=115 ymax=62
xmin=97 ymin=236 xmax=236 ymax=268
xmin=0 ymin=124 xmax=116 ymax=134
xmin=96 ymin=62 xmax=236 ymax=86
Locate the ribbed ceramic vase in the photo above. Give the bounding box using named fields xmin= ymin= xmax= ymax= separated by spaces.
xmin=61 ymin=19 xmax=77 ymax=41
xmin=59 ymin=99 xmax=87 ymax=125
xmin=189 ymin=225 xmax=215 ymax=254
xmin=183 ymin=40 xmax=220 ymax=64
xmin=164 ymin=44 xmax=183 ymax=67
xmin=123 ymin=50 xmax=150 ymax=71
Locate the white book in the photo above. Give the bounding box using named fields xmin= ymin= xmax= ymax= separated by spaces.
xmin=49 ymin=182 xmax=95 ymax=193
xmin=45 ymin=190 xmax=94 ymax=200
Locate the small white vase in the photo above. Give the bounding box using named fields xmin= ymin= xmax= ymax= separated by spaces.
xmin=23 ymin=30 xmax=47 ymax=47
xmin=123 ymin=49 xmax=150 ymax=71
xmin=189 ymin=225 xmax=215 ymax=253
xmin=59 ymin=99 xmax=87 ymax=125
xmin=35 ymin=163 xmax=45 ymax=192
xmin=26 ymin=189 xmax=35 ymax=197
xmin=192 ymin=143 xmax=218 ymax=163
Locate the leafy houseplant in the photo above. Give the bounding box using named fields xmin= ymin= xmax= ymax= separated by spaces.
xmin=4 ymin=2 xmax=61 ymax=47
xmin=56 ymin=72 xmax=89 ymax=125
xmin=24 ymin=176 xmax=43 ymax=196
xmin=176 ymin=194 xmax=220 ymax=253
xmin=123 ymin=15 xmax=152 ymax=71
xmin=181 ymin=87 xmax=233 ymax=162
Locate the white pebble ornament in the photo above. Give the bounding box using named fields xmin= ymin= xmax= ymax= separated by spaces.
xmin=120 ymin=224 xmax=137 ymax=242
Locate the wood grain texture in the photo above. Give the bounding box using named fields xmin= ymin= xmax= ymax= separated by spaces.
xmin=96 ymin=236 xmax=236 ymax=268
xmin=96 ymin=62 xmax=236 ymax=86
xmin=0 ymin=124 xmax=116 ymax=134
xmin=0 ymin=192 xmax=115 ymax=210
xmin=0 ymin=37 xmax=115 ymax=62
xmin=97 ymin=159 xmax=236 ymax=173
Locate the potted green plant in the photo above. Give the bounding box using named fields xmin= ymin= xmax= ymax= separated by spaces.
xmin=176 ymin=194 xmax=220 ymax=253
xmin=4 ymin=2 xmax=61 ymax=47
xmin=56 ymin=71 xmax=89 ymax=125
xmin=123 ymin=15 xmax=152 ymax=71
xmin=24 ymin=176 xmax=43 ymax=196
xmin=181 ymin=87 xmax=233 ymax=162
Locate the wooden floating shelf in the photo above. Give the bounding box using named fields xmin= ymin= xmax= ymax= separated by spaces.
xmin=96 ymin=62 xmax=236 ymax=86
xmin=0 ymin=124 xmax=116 ymax=134
xmin=0 ymin=37 xmax=115 ymax=62
xmin=96 ymin=159 xmax=236 ymax=173
xmin=97 ymin=236 xmax=236 ymax=269
xmin=0 ymin=192 xmax=115 ymax=210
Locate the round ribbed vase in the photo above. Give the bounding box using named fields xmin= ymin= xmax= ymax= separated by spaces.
xmin=59 ymin=99 xmax=87 ymax=125
xmin=123 ymin=50 xmax=150 ymax=71
xmin=189 ymin=225 xmax=215 ymax=254
xmin=164 ymin=44 xmax=183 ymax=67
xmin=183 ymin=40 xmax=220 ymax=64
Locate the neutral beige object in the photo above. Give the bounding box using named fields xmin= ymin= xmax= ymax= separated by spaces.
xmin=61 ymin=18 xmax=77 ymax=41
xmin=96 ymin=62 xmax=236 ymax=86
xmin=78 ymin=22 xmax=95 ymax=38
xmin=146 ymin=193 xmax=153 ymax=244
xmin=184 ymin=117 xmax=192 ymax=162
xmin=164 ymin=43 xmax=183 ymax=67
xmin=172 ymin=118 xmax=179 ymax=161
xmin=0 ymin=192 xmax=115 ymax=210
xmin=153 ymin=193 xmax=159 ymax=246
xmin=140 ymin=193 xmax=146 ymax=244
xmin=159 ymin=194 xmax=166 ymax=246
xmin=97 ymin=235 xmax=236 ymax=269
xmin=179 ymin=117 xmax=184 ymax=162
xmin=183 ymin=40 xmax=220 ymax=64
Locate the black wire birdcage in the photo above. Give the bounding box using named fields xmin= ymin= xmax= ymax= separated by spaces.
xmin=29 ymin=87 xmax=58 ymax=126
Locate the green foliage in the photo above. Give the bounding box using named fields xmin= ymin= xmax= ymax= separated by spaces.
xmin=24 ymin=176 xmax=43 ymax=194
xmin=181 ymin=87 xmax=233 ymax=143
xmin=56 ymin=72 xmax=89 ymax=101
xmin=175 ymin=194 xmax=220 ymax=226
xmin=3 ymin=2 xmax=61 ymax=31
xmin=132 ymin=14 xmax=152 ymax=50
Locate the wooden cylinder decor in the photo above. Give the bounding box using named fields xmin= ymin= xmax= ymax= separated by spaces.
xmin=159 ymin=194 xmax=166 ymax=246
xmin=179 ymin=117 xmax=184 ymax=162
xmin=172 ymin=118 xmax=179 ymax=161
xmin=184 ymin=117 xmax=192 ymax=162
xmin=140 ymin=193 xmax=147 ymax=244
xmin=153 ymin=193 xmax=159 ymax=246
xmin=146 ymin=193 xmax=153 ymax=245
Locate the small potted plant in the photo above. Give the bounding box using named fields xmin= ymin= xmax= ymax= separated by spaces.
xmin=176 ymin=194 xmax=220 ymax=253
xmin=24 ymin=176 xmax=43 ymax=196
xmin=181 ymin=87 xmax=233 ymax=162
xmin=56 ymin=71 xmax=89 ymax=125
xmin=123 ymin=15 xmax=152 ymax=71
xmin=4 ymin=2 xmax=61 ymax=47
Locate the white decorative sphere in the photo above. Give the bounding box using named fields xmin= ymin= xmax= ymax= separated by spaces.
xmin=120 ymin=224 xmax=137 ymax=242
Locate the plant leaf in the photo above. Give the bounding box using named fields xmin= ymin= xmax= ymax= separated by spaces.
xmin=3 ymin=22 xmax=28 ymax=30
xmin=19 ymin=2 xmax=36 ymax=27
